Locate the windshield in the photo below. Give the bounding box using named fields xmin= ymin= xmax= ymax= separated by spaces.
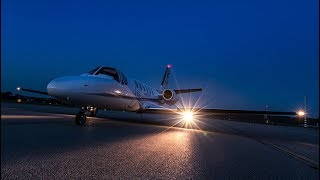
xmin=88 ymin=67 xmax=100 ymax=75
xmin=87 ymin=66 xmax=127 ymax=85
xmin=95 ymin=67 xmax=119 ymax=82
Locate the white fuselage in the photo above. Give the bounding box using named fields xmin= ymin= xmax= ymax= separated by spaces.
xmin=46 ymin=67 xmax=160 ymax=112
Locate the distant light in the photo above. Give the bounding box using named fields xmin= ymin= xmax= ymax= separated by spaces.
xmin=17 ymin=87 xmax=21 ymax=91
xmin=297 ymin=110 xmax=306 ymax=116
xmin=167 ymin=64 xmax=171 ymax=68
xmin=182 ymin=111 xmax=194 ymax=122
xmin=17 ymin=99 xmax=21 ymax=103
xmin=115 ymin=90 xmax=121 ymax=94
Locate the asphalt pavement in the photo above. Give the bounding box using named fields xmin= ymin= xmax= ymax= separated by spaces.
xmin=1 ymin=102 xmax=319 ymax=179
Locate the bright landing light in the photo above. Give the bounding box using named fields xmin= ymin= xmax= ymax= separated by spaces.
xmin=182 ymin=111 xmax=194 ymax=122
xmin=297 ymin=110 xmax=306 ymax=116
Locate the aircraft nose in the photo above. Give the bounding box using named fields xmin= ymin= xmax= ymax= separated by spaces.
xmin=47 ymin=76 xmax=119 ymax=102
xmin=47 ymin=79 xmax=58 ymax=90
xmin=46 ymin=77 xmax=68 ymax=97
xmin=47 ymin=77 xmax=64 ymax=89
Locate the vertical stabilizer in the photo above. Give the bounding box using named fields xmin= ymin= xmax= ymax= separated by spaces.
xmin=160 ymin=64 xmax=171 ymax=90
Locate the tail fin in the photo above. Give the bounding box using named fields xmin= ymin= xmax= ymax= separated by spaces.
xmin=159 ymin=64 xmax=202 ymax=95
xmin=160 ymin=64 xmax=171 ymax=90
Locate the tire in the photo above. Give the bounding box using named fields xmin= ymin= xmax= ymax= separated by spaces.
xmin=75 ymin=112 xmax=86 ymax=126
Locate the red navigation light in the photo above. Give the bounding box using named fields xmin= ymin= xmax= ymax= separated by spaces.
xmin=167 ymin=64 xmax=171 ymax=68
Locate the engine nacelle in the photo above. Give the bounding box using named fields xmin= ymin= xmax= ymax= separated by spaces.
xmin=161 ymin=89 xmax=179 ymax=105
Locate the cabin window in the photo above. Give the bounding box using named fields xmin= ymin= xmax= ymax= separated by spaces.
xmin=138 ymin=82 xmax=142 ymax=90
xmin=134 ymin=81 xmax=138 ymax=89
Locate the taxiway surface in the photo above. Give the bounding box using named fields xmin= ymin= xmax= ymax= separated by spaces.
xmin=1 ymin=102 xmax=319 ymax=179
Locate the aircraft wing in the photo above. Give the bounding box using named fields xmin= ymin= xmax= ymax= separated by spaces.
xmin=16 ymin=87 xmax=48 ymax=95
xmin=142 ymin=107 xmax=178 ymax=114
xmin=16 ymin=86 xmax=297 ymax=116
xmin=135 ymin=97 xmax=162 ymax=102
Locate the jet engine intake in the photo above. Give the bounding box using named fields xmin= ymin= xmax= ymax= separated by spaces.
xmin=162 ymin=89 xmax=174 ymax=100
xmin=161 ymin=89 xmax=178 ymax=105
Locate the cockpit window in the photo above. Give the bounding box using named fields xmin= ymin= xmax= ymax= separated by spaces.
xmin=89 ymin=66 xmax=128 ymax=85
xmin=88 ymin=67 xmax=100 ymax=75
xmin=119 ymin=72 xmax=128 ymax=85
xmin=95 ymin=67 xmax=119 ymax=82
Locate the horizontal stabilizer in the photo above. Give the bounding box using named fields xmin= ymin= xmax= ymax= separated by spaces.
xmin=174 ymin=88 xmax=202 ymax=94
xmin=17 ymin=87 xmax=48 ymax=95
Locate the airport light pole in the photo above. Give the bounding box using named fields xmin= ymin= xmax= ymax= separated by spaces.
xmin=303 ymin=96 xmax=307 ymax=128
xmin=264 ymin=105 xmax=269 ymax=124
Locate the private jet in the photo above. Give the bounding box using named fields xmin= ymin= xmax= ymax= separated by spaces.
xmin=18 ymin=65 xmax=203 ymax=125
xmin=17 ymin=65 xmax=297 ymax=126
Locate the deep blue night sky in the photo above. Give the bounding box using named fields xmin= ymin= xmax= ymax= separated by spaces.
xmin=1 ymin=0 xmax=319 ymax=117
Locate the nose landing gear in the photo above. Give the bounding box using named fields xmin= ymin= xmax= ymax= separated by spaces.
xmin=75 ymin=106 xmax=97 ymax=126
xmin=75 ymin=109 xmax=86 ymax=126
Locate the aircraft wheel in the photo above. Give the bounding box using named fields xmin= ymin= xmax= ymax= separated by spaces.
xmin=88 ymin=109 xmax=97 ymax=117
xmin=75 ymin=111 xmax=86 ymax=126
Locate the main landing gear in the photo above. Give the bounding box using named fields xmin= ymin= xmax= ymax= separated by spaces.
xmin=75 ymin=107 xmax=97 ymax=126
